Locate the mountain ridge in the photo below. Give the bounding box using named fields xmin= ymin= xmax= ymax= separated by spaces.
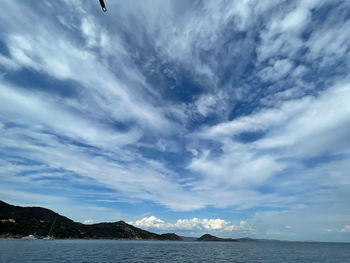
xmin=0 ymin=200 xmax=181 ymax=240
xmin=0 ymin=200 xmax=260 ymax=242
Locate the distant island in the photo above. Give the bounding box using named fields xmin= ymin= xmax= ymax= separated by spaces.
xmin=0 ymin=200 xmax=248 ymax=241
xmin=197 ymin=233 xmax=239 ymax=242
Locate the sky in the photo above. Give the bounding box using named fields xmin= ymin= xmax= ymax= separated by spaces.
xmin=0 ymin=0 xmax=349 ymax=242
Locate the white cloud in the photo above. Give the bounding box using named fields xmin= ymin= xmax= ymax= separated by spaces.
xmin=256 ymin=0 xmax=322 ymax=62
xmin=185 ymin=81 xmax=350 ymax=213
xmin=0 ymin=1 xmax=350 ymax=241
xmin=83 ymin=219 xmax=94 ymax=224
xmin=255 ymin=83 xmax=350 ymax=154
xmin=0 ymin=83 xmax=143 ymax=150
xmin=176 ymin=218 xmax=234 ymax=231
xmin=339 ymin=225 xmax=350 ymax=233
xmin=132 ymin=216 xmax=170 ymax=230
xmin=81 ymin=17 xmax=98 ymax=48
xmin=195 ymin=93 xmax=220 ymax=117
xmin=196 ymin=82 xmax=350 ymax=152
xmin=0 ymin=0 xmax=195 ymax=213
xmin=280 ymin=3 xmax=311 ymax=32
xmin=258 ymin=59 xmax=294 ymax=82
xmin=0 ymin=1 xmax=177 ymax=134
xmin=188 ymin=146 xmax=284 ymax=188
xmin=130 ymin=216 xmax=254 ymax=233
xmin=306 ymin=16 xmax=350 ymax=66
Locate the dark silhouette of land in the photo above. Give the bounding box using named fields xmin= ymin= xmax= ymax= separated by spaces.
xmin=0 ymin=200 xmax=259 ymax=241
xmin=197 ymin=233 xmax=239 ymax=242
xmin=0 ymin=200 xmax=180 ymax=240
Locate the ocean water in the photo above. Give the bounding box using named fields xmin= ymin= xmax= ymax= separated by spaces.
xmin=0 ymin=240 xmax=349 ymax=263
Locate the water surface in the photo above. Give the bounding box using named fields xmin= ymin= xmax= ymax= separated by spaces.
xmin=0 ymin=239 xmax=349 ymax=263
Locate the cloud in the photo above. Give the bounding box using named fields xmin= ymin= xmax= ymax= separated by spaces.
xmin=258 ymin=59 xmax=294 ymax=82
xmin=0 ymin=82 xmax=143 ymax=150
xmin=130 ymin=216 xmax=254 ymax=233
xmin=256 ymin=0 xmax=321 ymax=62
xmin=132 ymin=216 xmax=171 ymax=230
xmin=185 ymin=81 xmax=350 ymax=213
xmin=195 ymin=93 xmax=222 ymax=117
xmin=306 ymin=8 xmax=350 ymax=67
xmin=198 ymin=82 xmax=350 ymax=142
xmin=339 ymin=225 xmax=350 ymax=233
xmin=0 ymin=1 xmax=177 ymax=134
xmin=0 ymin=0 xmax=350 ymax=242
xmin=83 ymin=219 xmax=94 ymax=224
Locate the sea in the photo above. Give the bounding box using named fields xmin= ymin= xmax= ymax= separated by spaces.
xmin=0 ymin=239 xmax=349 ymax=263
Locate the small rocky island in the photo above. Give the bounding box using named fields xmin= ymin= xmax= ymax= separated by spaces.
xmin=198 ymin=234 xmax=239 ymax=242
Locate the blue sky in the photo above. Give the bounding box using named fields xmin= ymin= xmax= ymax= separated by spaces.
xmin=0 ymin=0 xmax=350 ymax=242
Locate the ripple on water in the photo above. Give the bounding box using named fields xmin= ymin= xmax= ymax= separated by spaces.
xmin=0 ymin=240 xmax=350 ymax=263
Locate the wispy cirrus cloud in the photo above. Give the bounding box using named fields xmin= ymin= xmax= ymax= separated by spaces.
xmin=0 ymin=0 xmax=350 ymax=241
